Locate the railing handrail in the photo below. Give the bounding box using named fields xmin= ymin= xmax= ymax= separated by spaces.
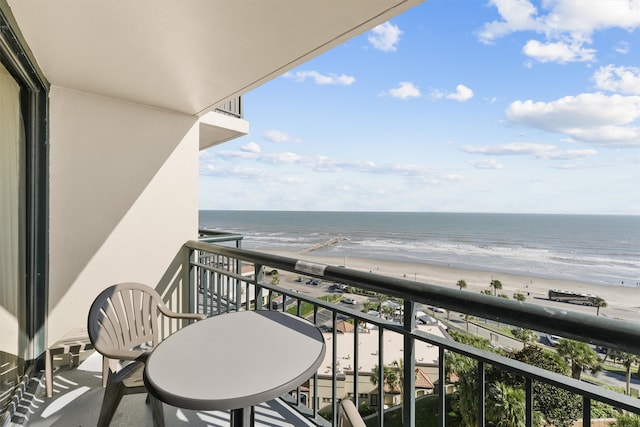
xmin=198 ymin=228 xmax=244 ymax=243
xmin=185 ymin=240 xmax=640 ymax=355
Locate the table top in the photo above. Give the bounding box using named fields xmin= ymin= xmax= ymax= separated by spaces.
xmin=144 ymin=310 xmax=326 ymax=411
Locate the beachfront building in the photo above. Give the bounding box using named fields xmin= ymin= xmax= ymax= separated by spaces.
xmin=311 ymin=322 xmax=445 ymax=413
xmin=0 ymin=1 xmax=423 ymax=423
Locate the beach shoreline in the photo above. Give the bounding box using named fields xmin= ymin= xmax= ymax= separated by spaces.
xmin=264 ymin=249 xmax=640 ymax=323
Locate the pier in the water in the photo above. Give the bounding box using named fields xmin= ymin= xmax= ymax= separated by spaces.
xmin=300 ymin=237 xmax=347 ymax=254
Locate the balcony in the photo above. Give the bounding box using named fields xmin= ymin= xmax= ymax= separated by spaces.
xmin=13 ymin=234 xmax=640 ymax=426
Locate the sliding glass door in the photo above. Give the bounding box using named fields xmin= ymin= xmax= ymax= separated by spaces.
xmin=0 ymin=60 xmax=26 ymax=420
xmin=0 ymin=6 xmax=48 ymax=423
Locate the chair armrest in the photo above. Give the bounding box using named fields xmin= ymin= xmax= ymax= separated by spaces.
xmin=157 ymin=305 xmax=206 ymax=322
xmin=100 ymin=349 xmax=151 ymax=362
xmin=339 ymin=399 xmax=366 ymax=427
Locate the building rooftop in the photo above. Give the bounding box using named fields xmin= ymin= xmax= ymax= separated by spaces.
xmin=318 ymin=323 xmax=445 ymax=376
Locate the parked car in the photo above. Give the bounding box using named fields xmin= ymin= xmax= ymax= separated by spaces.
xmin=305 ymin=279 xmax=320 ymax=285
xmin=547 ymin=334 xmax=561 ymax=346
xmin=342 ymin=297 xmax=357 ymax=305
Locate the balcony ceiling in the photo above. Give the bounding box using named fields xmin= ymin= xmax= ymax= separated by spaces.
xmin=6 ymin=0 xmax=422 ymax=117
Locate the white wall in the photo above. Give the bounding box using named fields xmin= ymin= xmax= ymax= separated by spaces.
xmin=47 ymin=86 xmax=199 ymax=345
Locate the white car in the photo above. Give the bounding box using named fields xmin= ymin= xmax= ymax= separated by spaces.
xmin=342 ymin=297 xmax=357 ymax=305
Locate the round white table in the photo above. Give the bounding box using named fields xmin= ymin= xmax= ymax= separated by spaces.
xmin=143 ymin=310 xmax=326 ymax=427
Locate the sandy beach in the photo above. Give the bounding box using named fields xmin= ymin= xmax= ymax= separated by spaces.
xmin=266 ymin=250 xmax=640 ymax=324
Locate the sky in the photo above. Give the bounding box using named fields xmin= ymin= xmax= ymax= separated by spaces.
xmin=199 ymin=0 xmax=640 ymax=215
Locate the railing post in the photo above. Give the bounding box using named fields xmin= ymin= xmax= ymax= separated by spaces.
xmin=438 ymin=347 xmax=446 ymax=427
xmin=254 ymin=264 xmax=264 ymax=310
xmin=353 ymin=323 xmax=360 ymax=410
xmin=477 ymin=360 xmax=485 ymax=426
xmin=378 ymin=328 xmax=384 ymax=427
xmin=332 ymin=310 xmax=339 ymax=427
xmin=525 ymin=377 xmax=533 ymax=427
xmin=583 ymin=396 xmax=591 ymax=426
xmin=234 ymin=256 xmax=242 ymax=312
xmin=187 ymin=246 xmax=196 ymax=315
xmin=403 ymin=300 xmax=415 ymax=427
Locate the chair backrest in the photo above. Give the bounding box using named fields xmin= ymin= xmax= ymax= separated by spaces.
xmin=88 ymin=282 xmax=167 ymax=360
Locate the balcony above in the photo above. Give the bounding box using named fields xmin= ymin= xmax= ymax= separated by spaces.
xmin=199 ymin=107 xmax=249 ymax=150
xmin=5 ymin=0 xmax=424 ymax=117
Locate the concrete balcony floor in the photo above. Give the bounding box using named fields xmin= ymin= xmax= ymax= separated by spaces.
xmin=11 ymin=352 xmax=315 ymax=427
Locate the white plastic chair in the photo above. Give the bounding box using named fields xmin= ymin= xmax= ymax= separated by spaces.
xmin=87 ymin=282 xmax=205 ymax=426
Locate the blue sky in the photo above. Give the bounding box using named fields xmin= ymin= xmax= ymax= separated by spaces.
xmin=200 ymin=0 xmax=640 ymax=215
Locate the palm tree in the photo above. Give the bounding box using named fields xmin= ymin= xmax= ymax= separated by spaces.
xmin=270 ymin=270 xmax=280 ymax=285
xmin=593 ymin=296 xmax=607 ymax=316
xmin=513 ymin=293 xmax=526 ymax=302
xmin=487 ymin=382 xmax=526 ymax=427
xmin=464 ymin=313 xmax=474 ymax=332
xmin=614 ymin=413 xmax=640 ymax=427
xmin=375 ymin=292 xmax=388 ymax=309
xmin=380 ymin=304 xmax=394 ymax=320
xmin=556 ymin=339 xmax=599 ymax=380
xmin=371 ymin=363 xmax=401 ymax=410
xmin=362 ymin=301 xmax=375 ymax=313
xmin=609 ymin=350 xmax=640 ymax=396
xmin=456 ymin=279 xmax=467 ymax=290
xmin=490 ymin=279 xmax=503 ymax=296
xmin=513 ymin=328 xmax=538 ymax=347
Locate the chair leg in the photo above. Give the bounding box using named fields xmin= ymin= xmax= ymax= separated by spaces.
xmin=102 ymin=357 xmax=110 ymax=387
xmin=149 ymin=395 xmax=165 ymax=427
xmin=97 ymin=381 xmax=126 ymax=427
xmin=45 ymin=349 xmax=53 ymax=398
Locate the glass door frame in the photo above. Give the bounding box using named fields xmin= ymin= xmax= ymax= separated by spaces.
xmin=0 ymin=3 xmax=48 ymax=421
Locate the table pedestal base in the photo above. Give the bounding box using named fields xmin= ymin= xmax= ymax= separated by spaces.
xmin=231 ymin=406 xmax=255 ymax=427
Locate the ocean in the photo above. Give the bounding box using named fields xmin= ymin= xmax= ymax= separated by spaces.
xmin=199 ymin=211 xmax=640 ymax=288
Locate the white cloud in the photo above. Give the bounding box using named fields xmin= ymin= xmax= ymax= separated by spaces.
xmin=283 ymin=70 xmax=355 ymax=85
xmin=461 ymin=142 xmax=597 ymax=159
xmin=259 ymin=152 xmax=303 ymax=164
xmin=368 ymin=21 xmax=403 ymax=52
xmin=522 ymin=39 xmax=595 ymax=63
xmin=388 ymin=82 xmax=422 ymax=99
xmin=565 ymin=125 xmax=640 ymax=145
xmin=280 ymin=176 xmax=304 ymax=184
xmin=615 ymin=41 xmax=631 ymax=54
xmin=200 ymin=164 xmax=273 ymax=179
xmin=264 ymin=129 xmax=303 ymax=143
xmin=241 ymin=142 xmax=261 ymax=153
xmin=506 ymin=93 xmax=640 ymax=146
xmin=208 ymin=148 xmax=464 ymax=184
xmin=478 ymin=0 xmax=640 ymax=63
xmin=447 ymin=84 xmax=474 ymax=102
xmin=592 ymin=65 xmax=640 ymax=95
xmin=467 ymin=158 xmax=504 ymax=169
xmin=549 ymin=149 xmax=598 ymax=160
xmin=477 ymin=0 xmax=542 ymax=43
xmin=431 ymin=84 xmax=474 ymax=102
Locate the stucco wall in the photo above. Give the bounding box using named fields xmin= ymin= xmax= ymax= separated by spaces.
xmin=47 ymin=86 xmax=199 ymax=345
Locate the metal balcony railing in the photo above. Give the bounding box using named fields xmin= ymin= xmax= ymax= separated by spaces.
xmin=185 ymin=238 xmax=640 ymax=427
xmin=214 ymin=96 xmax=243 ymax=118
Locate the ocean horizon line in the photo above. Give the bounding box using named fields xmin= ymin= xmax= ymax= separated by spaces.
xmin=200 ymin=209 xmax=639 ymax=218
